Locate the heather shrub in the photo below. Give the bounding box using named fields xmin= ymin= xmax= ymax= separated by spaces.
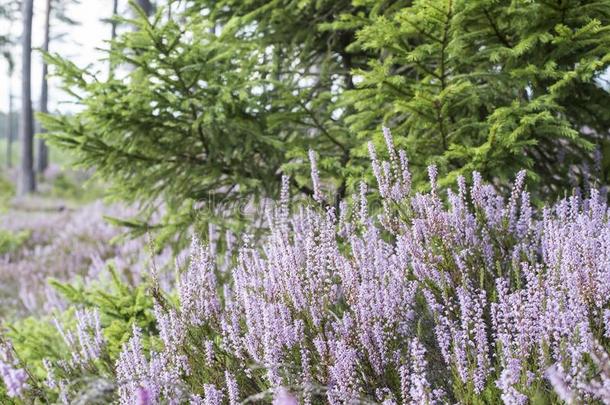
xmin=1 ymin=266 xmax=160 ymax=403
xmin=1 ymin=129 xmax=609 ymax=404
xmin=0 ymin=201 xmax=176 ymax=316
xmin=47 ymin=265 xmax=158 ymax=358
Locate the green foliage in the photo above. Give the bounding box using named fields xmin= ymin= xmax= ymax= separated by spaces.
xmin=40 ymin=0 xmax=375 ymax=238
xmin=48 ymin=172 xmax=85 ymax=199
xmin=0 ymin=229 xmax=29 ymax=255
xmin=6 ymin=313 xmax=70 ymax=380
xmin=0 ymin=0 xmax=19 ymax=65
xmin=48 ymin=265 xmax=157 ymax=357
xmin=0 ymin=265 xmax=159 ymax=403
xmin=347 ymin=0 xmax=610 ymax=196
xmin=42 ymin=0 xmax=610 ymax=239
xmin=44 ymin=171 xmax=105 ymax=203
xmin=0 ymin=173 xmax=14 ymax=211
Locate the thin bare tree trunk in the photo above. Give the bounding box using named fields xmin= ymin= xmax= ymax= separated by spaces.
xmin=109 ymin=0 xmax=119 ymax=77
xmin=6 ymin=67 xmax=13 ymax=168
xmin=37 ymin=0 xmax=51 ymax=174
xmin=18 ymin=0 xmax=35 ymax=195
xmin=111 ymin=0 xmax=119 ymax=39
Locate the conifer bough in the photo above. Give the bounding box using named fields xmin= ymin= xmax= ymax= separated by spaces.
xmin=40 ymin=0 xmax=610 ymax=232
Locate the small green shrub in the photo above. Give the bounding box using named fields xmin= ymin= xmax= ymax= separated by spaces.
xmin=0 ymin=229 xmax=30 ymax=255
xmin=47 ymin=265 xmax=158 ymax=357
xmin=0 ymin=174 xmax=14 ymax=211
xmin=1 ymin=265 xmax=159 ymax=403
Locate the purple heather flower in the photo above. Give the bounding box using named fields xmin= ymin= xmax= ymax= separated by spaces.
xmin=409 ymin=338 xmax=432 ymax=404
xmin=179 ymin=236 xmax=220 ymax=326
xmin=0 ymin=363 xmax=27 ymax=398
xmin=135 ymin=386 xmax=151 ymax=405
xmin=225 ymin=371 xmax=239 ymax=405
xmin=545 ymin=365 xmax=574 ymax=403
xmin=427 ymin=165 xmax=438 ymax=193
xmin=308 ymin=149 xmax=323 ymax=203
xmin=496 ymin=357 xmax=527 ymax=405
xmin=273 ymin=387 xmax=298 ymax=405
xmin=359 ymin=181 xmax=368 ymax=224
xmin=203 ymin=384 xmax=224 ymax=405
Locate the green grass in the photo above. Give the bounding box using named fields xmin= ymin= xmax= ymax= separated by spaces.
xmin=0 ymin=137 xmax=106 ymax=205
xmin=0 ymin=137 xmax=76 ymax=169
xmin=0 ymin=174 xmax=14 ymax=211
xmin=0 ymin=228 xmax=30 ymax=255
xmin=0 ymin=137 xmax=20 ymax=169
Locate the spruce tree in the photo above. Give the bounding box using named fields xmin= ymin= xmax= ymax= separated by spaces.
xmin=41 ymin=0 xmax=610 ymax=236
xmin=41 ymin=0 xmax=381 ymax=234
xmin=345 ymin=0 xmax=610 ymax=196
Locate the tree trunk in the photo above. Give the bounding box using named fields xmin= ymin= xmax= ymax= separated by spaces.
xmin=109 ymin=0 xmax=119 ymax=77
xmin=18 ymin=0 xmax=35 ymax=195
xmin=6 ymin=68 xmax=13 ymax=169
xmin=136 ymin=0 xmax=153 ymax=16
xmin=37 ymin=0 xmax=51 ymax=174
xmin=111 ymin=0 xmax=119 ymax=39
